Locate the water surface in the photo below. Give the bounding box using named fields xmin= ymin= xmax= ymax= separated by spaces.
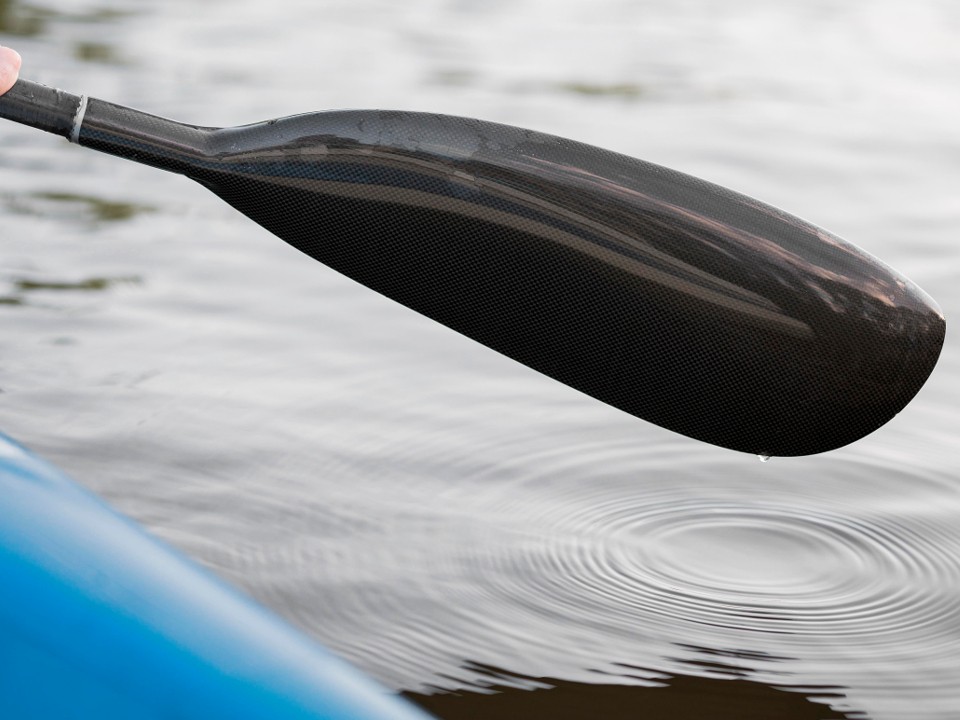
xmin=2 ymin=1 xmax=959 ymax=718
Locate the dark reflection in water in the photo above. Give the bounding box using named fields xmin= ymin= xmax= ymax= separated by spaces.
xmin=405 ymin=664 xmax=865 ymax=720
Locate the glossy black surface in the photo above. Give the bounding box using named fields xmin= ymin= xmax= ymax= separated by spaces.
xmin=74 ymin=98 xmax=945 ymax=456
xmin=0 ymin=79 xmax=81 ymax=138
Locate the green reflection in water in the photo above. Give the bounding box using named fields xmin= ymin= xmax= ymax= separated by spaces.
xmin=0 ymin=0 xmax=135 ymax=37
xmin=13 ymin=191 xmax=156 ymax=224
xmin=1 ymin=275 xmax=141 ymax=307
xmin=73 ymin=41 xmax=124 ymax=65
xmin=0 ymin=0 xmax=52 ymax=36
xmin=14 ymin=276 xmax=140 ymax=292
xmin=559 ymin=81 xmax=646 ymax=99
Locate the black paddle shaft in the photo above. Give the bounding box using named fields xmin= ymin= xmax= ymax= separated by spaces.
xmin=0 ymin=79 xmax=945 ymax=456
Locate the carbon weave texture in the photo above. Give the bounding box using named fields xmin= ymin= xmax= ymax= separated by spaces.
xmin=78 ymin=102 xmax=946 ymax=456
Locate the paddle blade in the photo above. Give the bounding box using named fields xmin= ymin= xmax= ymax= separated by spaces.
xmin=83 ymin=104 xmax=946 ymax=456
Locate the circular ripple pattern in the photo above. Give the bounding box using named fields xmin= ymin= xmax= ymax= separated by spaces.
xmin=441 ymin=440 xmax=960 ymax=720
xmin=177 ymin=419 xmax=960 ymax=720
xmin=488 ymin=495 xmax=960 ymax=642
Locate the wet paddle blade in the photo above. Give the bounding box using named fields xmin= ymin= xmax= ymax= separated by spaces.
xmin=1 ymin=81 xmax=946 ymax=455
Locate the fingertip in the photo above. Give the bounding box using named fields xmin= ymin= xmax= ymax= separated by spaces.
xmin=0 ymin=46 xmax=21 ymax=95
xmin=4 ymin=46 xmax=21 ymax=66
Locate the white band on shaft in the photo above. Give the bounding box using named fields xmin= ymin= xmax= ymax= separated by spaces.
xmin=69 ymin=95 xmax=88 ymax=144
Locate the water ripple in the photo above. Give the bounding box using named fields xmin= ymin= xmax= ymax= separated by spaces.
xmin=488 ymin=495 xmax=960 ymax=641
xmin=179 ymin=428 xmax=960 ymax=718
xmin=4 ymin=1 xmax=958 ymax=717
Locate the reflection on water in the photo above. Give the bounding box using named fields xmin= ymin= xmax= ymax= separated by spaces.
xmin=430 ymin=69 xmax=477 ymax=88
xmin=1 ymin=1 xmax=958 ymax=719
xmin=558 ymin=81 xmax=646 ymax=100
xmin=0 ymin=275 xmax=140 ymax=307
xmin=0 ymin=0 xmax=48 ymax=37
xmin=4 ymin=191 xmax=154 ymax=224
xmin=405 ymin=663 xmax=864 ymax=720
xmin=14 ymin=276 xmax=139 ymax=291
xmin=188 ymin=437 xmax=955 ymax=719
xmin=73 ymin=40 xmax=124 ymax=65
xmin=0 ymin=0 xmax=132 ymax=36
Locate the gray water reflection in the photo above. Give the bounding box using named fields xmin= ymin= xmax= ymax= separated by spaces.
xmin=2 ymin=1 xmax=959 ymax=719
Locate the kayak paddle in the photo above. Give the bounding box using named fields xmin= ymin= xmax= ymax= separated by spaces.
xmin=0 ymin=79 xmax=945 ymax=456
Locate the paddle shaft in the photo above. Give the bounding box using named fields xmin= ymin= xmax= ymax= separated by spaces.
xmin=0 ymin=80 xmax=82 ymax=138
xmin=0 ymin=80 xmax=208 ymax=175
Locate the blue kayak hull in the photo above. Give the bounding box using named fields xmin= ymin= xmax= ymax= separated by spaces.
xmin=0 ymin=433 xmax=433 ymax=720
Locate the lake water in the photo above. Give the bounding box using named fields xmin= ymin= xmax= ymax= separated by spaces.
xmin=2 ymin=1 xmax=959 ymax=718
